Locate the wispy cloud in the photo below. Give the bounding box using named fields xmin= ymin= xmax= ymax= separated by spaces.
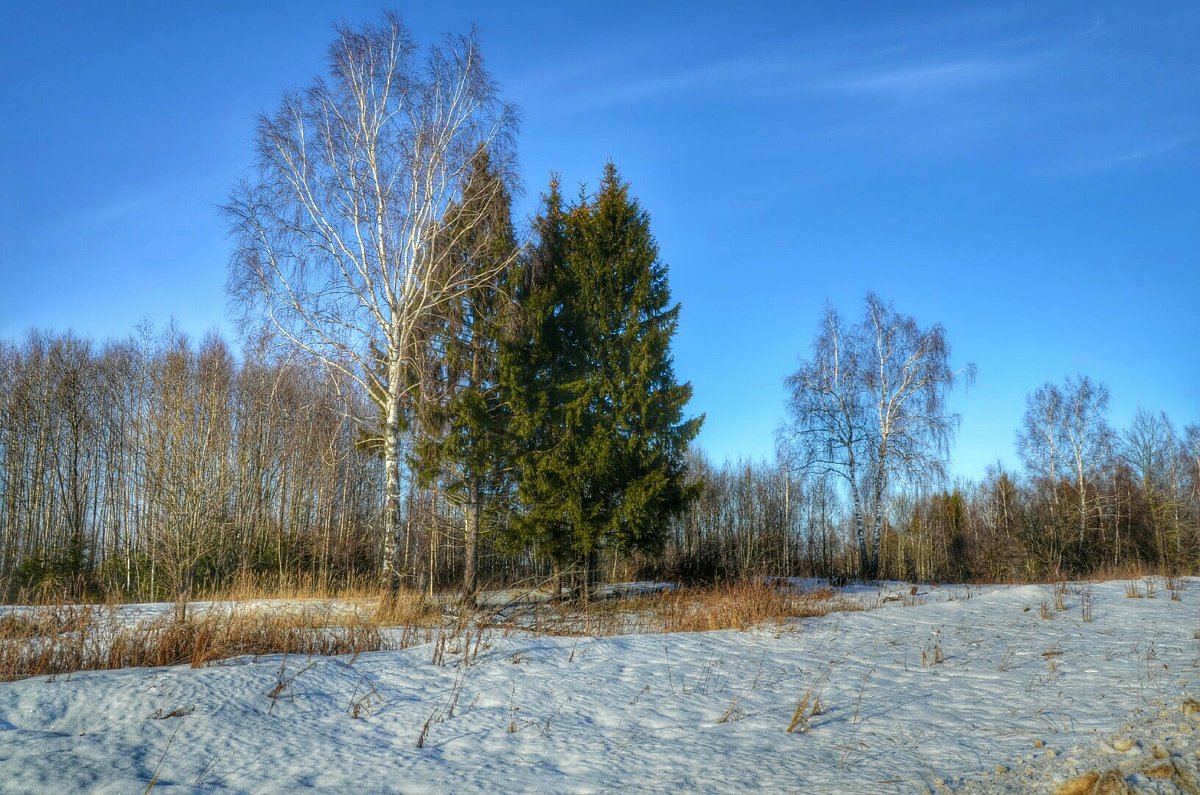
xmin=586 ymin=51 xmax=806 ymax=106
xmin=1065 ymin=134 xmax=1195 ymax=175
xmin=514 ymin=4 xmax=1198 ymax=180
xmin=1107 ymin=135 xmax=1195 ymax=167
xmin=515 ymin=48 xmax=816 ymax=114
xmin=819 ymin=54 xmax=1038 ymax=96
xmin=520 ymin=29 xmax=1052 ymax=116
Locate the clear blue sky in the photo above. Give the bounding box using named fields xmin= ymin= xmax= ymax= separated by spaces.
xmin=2 ymin=1 xmax=1197 ymax=479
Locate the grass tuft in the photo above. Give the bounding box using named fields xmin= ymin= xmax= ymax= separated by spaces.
xmin=717 ymin=696 xmax=744 ymax=724
xmin=1053 ymin=771 xmax=1099 ymax=795
xmin=1053 ymin=582 xmax=1067 ymax=612
xmin=920 ymin=628 xmax=945 ymax=668
xmin=1079 ymin=584 xmax=1095 ymax=623
xmin=786 ymin=684 xmax=823 ymax=733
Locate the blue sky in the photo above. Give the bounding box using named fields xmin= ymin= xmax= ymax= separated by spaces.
xmin=2 ymin=1 xmax=1197 ymax=479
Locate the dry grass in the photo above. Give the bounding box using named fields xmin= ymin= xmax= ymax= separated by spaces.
xmin=199 ymin=573 xmax=385 ymax=604
xmin=1042 ymin=645 xmax=1063 ymax=677
xmin=0 ymin=602 xmax=402 ymax=683
xmin=1054 ymin=771 xmax=1100 ymax=795
xmin=0 ymin=604 xmax=96 ymax=640
xmin=515 ymin=581 xmax=865 ymax=637
xmin=851 ymin=667 xmax=873 ymax=724
xmin=1053 ymin=582 xmax=1067 ymax=612
xmin=5 ymin=572 xmax=391 ymax=611
xmin=786 ymin=683 xmax=824 ymax=733
xmin=1124 ymin=580 xmax=1143 ymax=599
xmin=1079 ymin=584 xmax=1095 ymax=623
xmin=921 ymin=628 xmax=945 ymax=668
xmin=717 ymin=696 xmax=744 ymax=724
xmin=371 ymin=591 xmax=444 ymax=628
xmin=643 ymin=583 xmax=862 ymax=633
xmin=1 ymin=580 xmax=866 ymax=682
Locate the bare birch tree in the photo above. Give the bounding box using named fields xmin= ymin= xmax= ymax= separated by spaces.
xmin=1017 ymin=376 xmax=1112 ymax=569
xmin=780 ymin=293 xmax=972 ymax=579
xmin=780 ymin=306 xmax=869 ymax=571
xmin=1121 ymin=407 xmax=1180 ymax=562
xmin=1016 ymin=382 xmax=1069 ymax=568
xmin=1060 ymin=376 xmax=1112 ymax=548
xmin=225 ymin=14 xmax=518 ymax=594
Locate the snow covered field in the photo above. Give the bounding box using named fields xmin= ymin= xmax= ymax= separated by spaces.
xmin=1 ymin=579 xmax=1197 ymax=793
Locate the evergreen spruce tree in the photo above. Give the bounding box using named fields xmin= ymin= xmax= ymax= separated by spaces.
xmin=503 ymin=164 xmax=702 ymax=589
xmin=415 ymin=148 xmax=518 ymax=599
xmin=500 ymin=177 xmax=579 ymax=575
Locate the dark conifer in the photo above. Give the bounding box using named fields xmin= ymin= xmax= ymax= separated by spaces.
xmin=503 ymin=164 xmax=702 ymax=589
xmin=500 ymin=177 xmax=579 ymax=572
xmin=417 ymin=148 xmax=518 ymax=599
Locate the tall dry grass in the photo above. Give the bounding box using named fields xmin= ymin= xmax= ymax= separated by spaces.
xmin=1 ymin=580 xmax=867 ymax=683
xmin=0 ymin=599 xmax=435 ymax=683
xmin=6 ymin=572 xmax=389 ymax=610
xmin=208 ymin=573 xmax=386 ymax=603
xmin=505 ymin=581 xmax=863 ymax=636
xmin=647 ymin=582 xmax=862 ymax=633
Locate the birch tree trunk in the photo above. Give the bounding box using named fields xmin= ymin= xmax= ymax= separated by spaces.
xmin=462 ymin=475 xmax=481 ymax=600
xmin=382 ymin=386 xmax=404 ymax=595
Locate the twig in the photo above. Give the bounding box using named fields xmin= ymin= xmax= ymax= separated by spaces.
xmin=144 ymin=721 xmax=182 ymax=793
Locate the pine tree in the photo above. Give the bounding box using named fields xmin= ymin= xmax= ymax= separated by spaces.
xmin=503 ymin=164 xmax=702 ymax=589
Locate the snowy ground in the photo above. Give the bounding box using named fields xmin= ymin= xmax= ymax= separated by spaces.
xmin=0 ymin=579 xmax=1197 ymax=793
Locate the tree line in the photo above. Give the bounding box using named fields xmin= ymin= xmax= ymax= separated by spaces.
xmin=3 ymin=313 xmax=1193 ymax=599
xmin=0 ymin=329 xmax=379 ymax=599
xmin=658 ymin=299 xmax=1198 ymax=582
xmin=661 ymin=394 xmax=1198 ymax=583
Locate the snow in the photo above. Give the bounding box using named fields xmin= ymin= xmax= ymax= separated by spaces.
xmin=1 ymin=580 xmax=1197 ymax=793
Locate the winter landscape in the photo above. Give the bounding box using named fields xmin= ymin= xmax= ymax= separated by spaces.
xmin=1 ymin=579 xmax=1198 ymax=793
xmin=3 ymin=3 xmax=1199 ymax=793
